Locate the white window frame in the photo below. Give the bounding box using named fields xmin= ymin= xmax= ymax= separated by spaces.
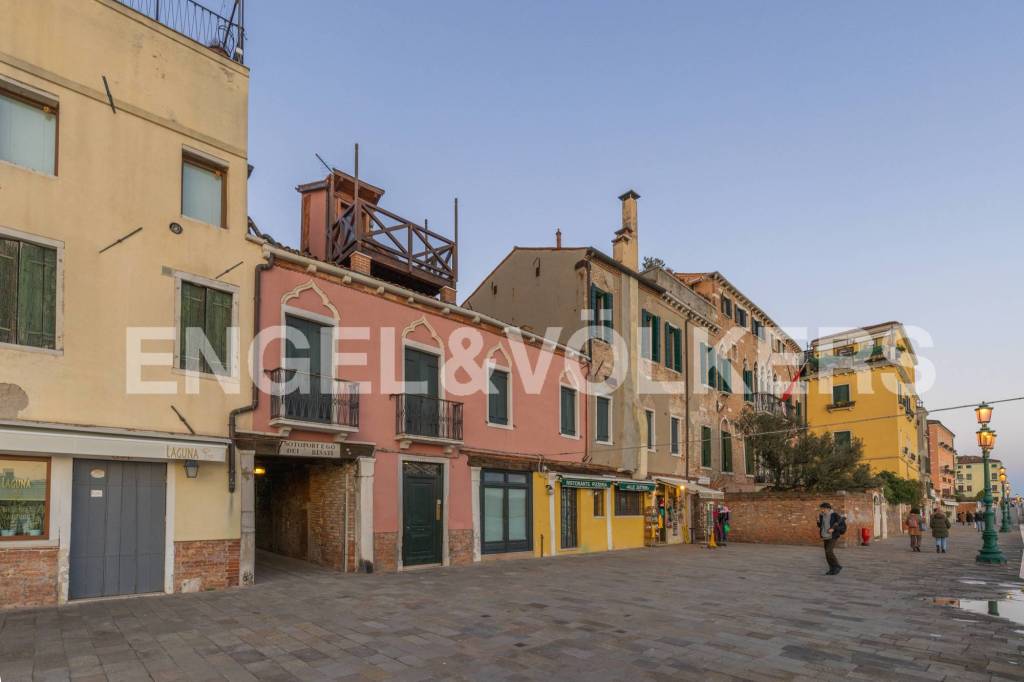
xmin=594 ymin=394 xmax=613 ymax=445
xmin=669 ymin=414 xmax=682 ymax=456
xmin=645 ymin=409 xmax=656 ymax=452
xmin=559 ymin=383 xmax=580 ymax=440
xmin=172 ymin=270 xmax=240 ymax=383
xmin=485 ymin=359 xmax=513 ymax=430
xmin=0 ymin=225 xmax=64 ymax=355
xmin=0 ymin=76 xmax=59 ymax=177
xmin=180 ymin=145 xmax=228 ymax=229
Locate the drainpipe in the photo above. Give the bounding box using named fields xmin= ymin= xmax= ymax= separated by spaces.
xmin=684 ymin=318 xmax=691 ymax=481
xmin=227 ymin=252 xmax=275 ymax=492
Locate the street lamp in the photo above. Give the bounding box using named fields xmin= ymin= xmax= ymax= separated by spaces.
xmin=975 ymin=410 xmax=1006 ymax=564
xmin=998 ymin=467 xmax=1012 ymax=532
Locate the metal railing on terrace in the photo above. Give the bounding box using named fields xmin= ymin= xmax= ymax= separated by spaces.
xmin=268 ymin=368 xmax=360 ymax=428
xmin=114 ymin=0 xmax=245 ymax=63
xmin=393 ymin=394 xmax=464 ymax=442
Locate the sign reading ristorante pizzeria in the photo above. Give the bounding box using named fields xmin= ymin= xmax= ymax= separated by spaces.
xmin=560 ymin=477 xmax=612 ymax=489
xmin=279 ymin=440 xmax=342 ymax=458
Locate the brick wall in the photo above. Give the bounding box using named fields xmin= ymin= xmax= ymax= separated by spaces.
xmin=0 ymin=547 xmax=58 ymax=608
xmin=449 ymin=529 xmax=473 ymax=566
xmin=174 ymin=539 xmax=240 ymax=593
xmin=373 ymin=532 xmax=397 ymax=572
xmin=722 ymin=490 xmax=891 ymax=548
xmin=307 ymin=461 xmax=358 ymax=571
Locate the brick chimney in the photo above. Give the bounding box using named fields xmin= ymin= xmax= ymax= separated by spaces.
xmin=612 ymin=189 xmax=640 ymax=270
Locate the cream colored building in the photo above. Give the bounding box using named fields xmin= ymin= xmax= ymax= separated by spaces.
xmin=0 ymin=0 xmax=260 ymax=607
xmin=957 ymin=456 xmax=1008 ymax=503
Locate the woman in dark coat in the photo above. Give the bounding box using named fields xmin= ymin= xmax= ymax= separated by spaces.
xmin=930 ymin=508 xmax=952 ymax=553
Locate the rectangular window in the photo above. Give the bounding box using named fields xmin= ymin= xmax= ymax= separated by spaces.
xmin=742 ymin=369 xmax=753 ymax=402
xmin=718 ymin=358 xmax=732 ymax=393
xmin=182 ymin=154 xmax=225 ymax=227
xmin=593 ymin=489 xmax=605 ymax=517
xmin=706 ymin=345 xmax=717 ymax=387
xmin=481 ymin=470 xmax=531 ymax=554
xmin=721 ymin=430 xmax=733 ymax=472
xmin=721 ymin=296 xmax=732 ymax=317
xmin=0 ymin=236 xmax=57 ymax=349
xmin=744 ymin=439 xmax=754 ymax=475
xmin=664 ymin=323 xmax=682 ymax=372
xmin=670 ymin=417 xmax=680 ymax=455
xmin=832 ymin=384 xmax=851 ymax=405
xmin=645 ymin=409 xmax=655 ymax=451
xmin=560 ymin=386 xmax=577 ymax=436
xmin=614 ymin=489 xmax=643 ymax=516
xmin=560 ymin=486 xmax=578 ymax=549
xmin=595 ymin=396 xmax=611 ymax=443
xmin=0 ymin=88 xmax=57 ymax=175
xmin=752 ymin=319 xmax=764 ymax=339
xmin=179 ymin=280 xmax=233 ymax=375
xmin=641 ymin=309 xmax=660 ymax=361
xmin=589 ymin=284 xmax=613 ymax=342
xmin=701 ymin=426 xmax=712 ymax=467
xmin=487 ymin=368 xmax=510 ymax=425
xmin=834 ymin=431 xmax=852 ymax=449
xmin=735 ymin=307 xmax=747 ymax=327
xmin=0 ymin=456 xmax=50 ymax=541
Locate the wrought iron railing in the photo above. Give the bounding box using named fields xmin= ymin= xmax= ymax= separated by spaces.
xmin=393 ymin=394 xmax=463 ymax=441
xmin=751 ymin=392 xmax=795 ymax=420
xmin=268 ymin=368 xmax=359 ymax=428
xmin=114 ymin=0 xmax=245 ymax=63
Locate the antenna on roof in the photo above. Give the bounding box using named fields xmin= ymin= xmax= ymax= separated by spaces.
xmin=315 ymin=153 xmax=333 ymax=174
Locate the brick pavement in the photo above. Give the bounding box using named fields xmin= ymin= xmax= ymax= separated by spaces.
xmin=1 ymin=525 xmax=1022 ymax=681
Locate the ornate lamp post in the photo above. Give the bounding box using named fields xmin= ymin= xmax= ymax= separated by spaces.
xmin=998 ymin=467 xmax=1012 ymax=532
xmin=975 ymin=402 xmax=1006 ymax=564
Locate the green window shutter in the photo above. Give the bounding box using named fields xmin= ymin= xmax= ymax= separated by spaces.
xmin=180 ymin=281 xmax=207 ymax=371
xmin=589 ymin=284 xmax=597 ymax=324
xmin=701 ymin=426 xmax=712 ymax=467
xmin=833 ymin=384 xmax=850 ymax=404
xmin=0 ymin=238 xmax=18 ymax=344
xmin=603 ymin=291 xmax=613 ymax=340
xmin=561 ymin=386 xmax=576 ymax=435
xmin=16 ymin=242 xmax=57 ymax=349
xmin=596 ymin=396 xmax=610 ymax=442
xmin=708 ymin=347 xmax=717 ymax=387
xmin=488 ymin=369 xmax=509 ymax=425
xmin=672 ymin=326 xmax=682 ymax=371
xmin=651 ymin=315 xmax=660 ymax=362
xmin=205 ymin=287 xmax=232 ymax=374
xmin=743 ymin=369 xmax=752 ymax=401
xmin=745 ymin=439 xmax=754 ymax=475
xmin=722 ymin=431 xmax=733 ymax=471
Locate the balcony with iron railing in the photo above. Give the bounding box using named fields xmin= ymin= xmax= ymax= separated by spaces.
xmin=392 ymin=394 xmax=464 ymax=450
xmin=268 ymin=368 xmax=359 ymax=437
xmin=114 ymin=0 xmax=245 ymax=63
xmin=750 ymin=392 xmax=796 ymax=420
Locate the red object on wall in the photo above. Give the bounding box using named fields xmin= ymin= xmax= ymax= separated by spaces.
xmin=860 ymin=527 xmax=871 ymax=546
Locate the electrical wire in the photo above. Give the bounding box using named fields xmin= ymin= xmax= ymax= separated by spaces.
xmin=550 ymin=394 xmax=1024 ymax=458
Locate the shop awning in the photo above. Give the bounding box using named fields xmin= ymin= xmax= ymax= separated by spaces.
xmin=654 ymin=476 xmax=724 ymax=499
xmin=557 ymin=474 xmax=656 ymax=492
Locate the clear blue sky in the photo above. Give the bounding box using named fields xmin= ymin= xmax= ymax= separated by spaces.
xmin=245 ymin=1 xmax=1024 ymax=490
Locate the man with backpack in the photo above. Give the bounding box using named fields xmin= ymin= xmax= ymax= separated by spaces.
xmin=817 ymin=501 xmax=845 ymax=575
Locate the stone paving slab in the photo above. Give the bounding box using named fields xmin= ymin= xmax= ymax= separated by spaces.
xmin=1 ymin=526 xmax=1022 ymax=681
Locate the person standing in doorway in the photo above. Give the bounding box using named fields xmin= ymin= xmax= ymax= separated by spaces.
xmin=906 ymin=508 xmax=923 ymax=552
xmin=817 ymin=502 xmax=842 ymax=575
xmin=930 ymin=507 xmax=952 ymax=553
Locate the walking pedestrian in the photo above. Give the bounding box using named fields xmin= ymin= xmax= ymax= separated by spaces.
xmin=719 ymin=504 xmax=731 ymax=546
xmin=817 ymin=502 xmax=843 ymax=575
xmin=975 ymin=509 xmax=985 ymax=531
xmin=956 ymin=511 xmax=964 ymax=526
xmin=906 ymin=508 xmax=923 ymax=552
xmin=965 ymin=510 xmax=973 ymax=528
xmin=930 ymin=507 xmax=951 ymax=553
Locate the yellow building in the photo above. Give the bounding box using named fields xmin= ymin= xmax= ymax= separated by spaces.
xmin=0 ymin=0 xmax=260 ymax=607
xmin=805 ymin=322 xmax=923 ymax=479
xmin=956 ymin=456 xmax=1008 ymax=503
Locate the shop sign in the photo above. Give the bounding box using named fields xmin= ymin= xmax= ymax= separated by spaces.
xmin=617 ymin=481 xmax=656 ymax=492
xmin=165 ymin=445 xmax=222 ymax=461
xmin=279 ymin=440 xmax=341 ymax=459
xmin=560 ymin=477 xmax=611 ymax=489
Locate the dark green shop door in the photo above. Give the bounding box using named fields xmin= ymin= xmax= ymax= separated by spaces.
xmin=402 ymin=462 xmax=443 ymax=566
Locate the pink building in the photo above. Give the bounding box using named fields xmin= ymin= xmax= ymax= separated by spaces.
xmin=235 ymin=170 xmax=594 ymax=575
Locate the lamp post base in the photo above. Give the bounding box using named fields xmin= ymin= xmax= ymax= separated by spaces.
xmin=976 ymin=529 xmax=1007 ymax=564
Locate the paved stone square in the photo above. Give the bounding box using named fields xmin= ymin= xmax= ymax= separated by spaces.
xmin=1 ymin=526 xmax=1022 ymax=681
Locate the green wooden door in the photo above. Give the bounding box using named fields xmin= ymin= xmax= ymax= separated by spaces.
xmin=402 ymin=462 xmax=443 ymax=566
xmin=404 ymin=347 xmax=439 ymax=436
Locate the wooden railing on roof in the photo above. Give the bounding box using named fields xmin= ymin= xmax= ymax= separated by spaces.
xmin=326 ymin=200 xmax=457 ymax=288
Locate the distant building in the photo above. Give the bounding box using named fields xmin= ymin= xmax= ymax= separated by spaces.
xmin=956 ymin=455 xmax=1007 ymax=503
xmin=804 ymin=321 xmax=922 ymax=479
xmin=927 ymin=420 xmax=957 ymax=501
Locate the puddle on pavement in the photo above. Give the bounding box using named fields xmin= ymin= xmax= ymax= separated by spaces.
xmin=933 ymin=589 xmax=1024 ymax=625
